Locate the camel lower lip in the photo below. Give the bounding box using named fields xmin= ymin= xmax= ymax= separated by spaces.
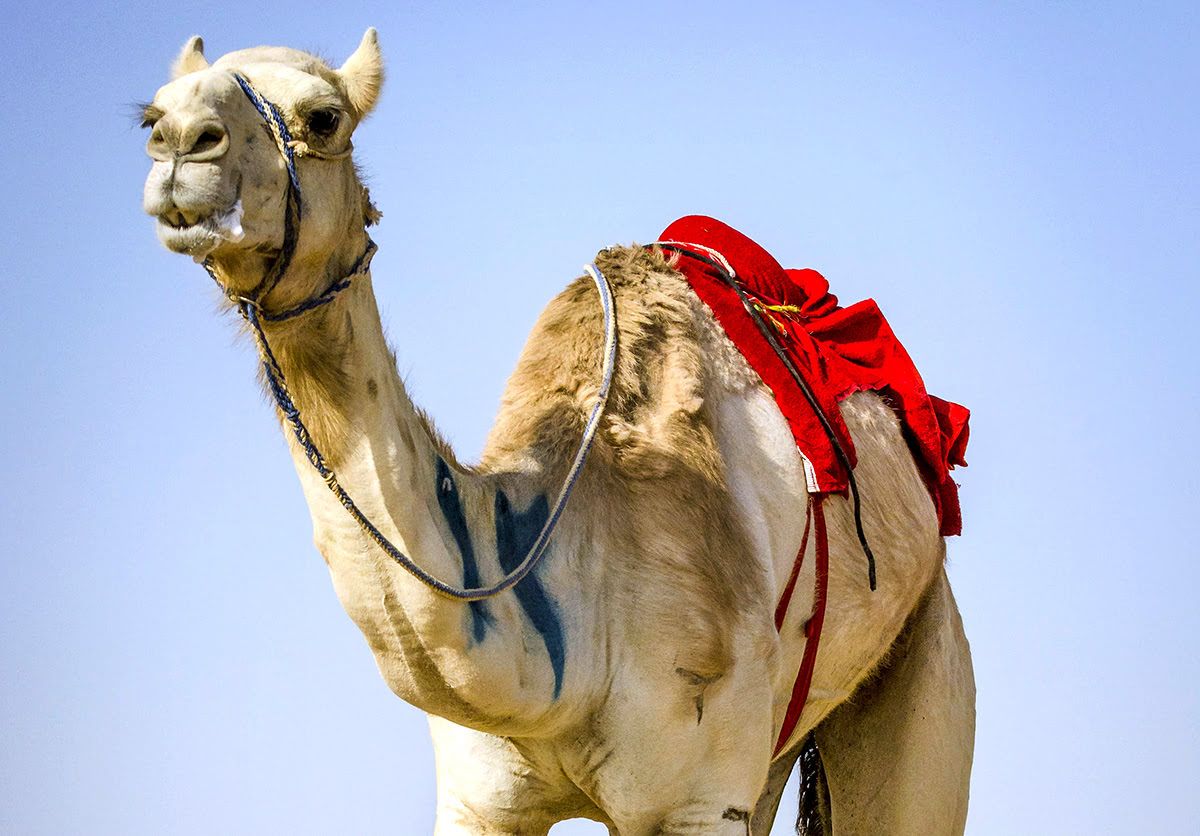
xmin=155 ymin=217 xmax=221 ymax=256
xmin=154 ymin=201 xmax=243 ymax=257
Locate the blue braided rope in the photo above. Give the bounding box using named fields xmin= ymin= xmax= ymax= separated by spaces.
xmin=203 ymin=238 xmax=372 ymax=319
xmin=204 ymin=73 xmax=306 ymax=308
xmin=258 ymin=240 xmax=377 ymax=322
xmin=232 ymin=73 xmax=302 ymax=212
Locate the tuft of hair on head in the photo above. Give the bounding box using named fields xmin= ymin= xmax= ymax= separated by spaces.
xmin=337 ymin=28 xmax=383 ymax=120
xmin=362 ymin=187 xmax=383 ymax=226
xmin=172 ymin=35 xmax=210 ymax=79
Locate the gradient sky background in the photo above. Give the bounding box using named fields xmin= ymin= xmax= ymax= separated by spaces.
xmin=1 ymin=2 xmax=1197 ymax=834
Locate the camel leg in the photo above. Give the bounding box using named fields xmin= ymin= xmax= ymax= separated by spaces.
xmin=585 ymin=658 xmax=777 ymax=836
xmin=429 ymin=716 xmax=595 ymax=835
xmin=810 ymin=566 xmax=975 ymax=836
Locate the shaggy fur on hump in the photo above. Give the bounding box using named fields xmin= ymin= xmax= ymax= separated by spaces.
xmin=482 ymin=245 xmax=764 ymax=679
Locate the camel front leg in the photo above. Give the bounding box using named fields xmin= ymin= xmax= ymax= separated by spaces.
xmin=429 ymin=716 xmax=597 ymax=836
xmin=750 ymin=744 xmax=801 ymax=834
xmin=810 ymin=566 xmax=975 ymax=835
xmin=576 ymin=657 xmax=777 ymax=836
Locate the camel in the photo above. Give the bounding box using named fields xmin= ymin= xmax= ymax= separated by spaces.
xmin=140 ymin=30 xmax=975 ymax=835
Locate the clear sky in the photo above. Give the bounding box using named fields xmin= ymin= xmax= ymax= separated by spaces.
xmin=1 ymin=2 xmax=1196 ymax=834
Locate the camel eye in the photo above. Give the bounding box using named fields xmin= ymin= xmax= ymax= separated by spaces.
xmin=307 ymin=108 xmax=341 ymax=137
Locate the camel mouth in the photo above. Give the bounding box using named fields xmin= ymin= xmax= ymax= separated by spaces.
xmin=160 ymin=208 xmax=203 ymax=229
xmin=155 ymin=200 xmax=245 ymax=258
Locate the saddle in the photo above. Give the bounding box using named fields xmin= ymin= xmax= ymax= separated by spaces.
xmin=657 ymin=215 xmax=969 ymax=536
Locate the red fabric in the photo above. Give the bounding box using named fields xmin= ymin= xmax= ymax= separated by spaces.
xmin=658 ymin=215 xmax=969 ymax=537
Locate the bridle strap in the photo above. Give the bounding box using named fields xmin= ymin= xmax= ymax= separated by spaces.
xmin=232 ymin=73 xmax=302 ymax=205
xmin=227 ymin=72 xmax=304 ymax=306
xmin=253 ymin=239 xmax=377 ymax=323
xmin=773 ymin=493 xmax=830 ymax=756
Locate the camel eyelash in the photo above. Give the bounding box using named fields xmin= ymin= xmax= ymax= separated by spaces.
xmin=136 ymin=103 xmax=164 ymax=129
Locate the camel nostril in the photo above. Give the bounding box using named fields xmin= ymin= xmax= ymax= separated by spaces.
xmin=146 ymin=123 xmax=172 ymax=161
xmin=193 ymin=128 xmax=224 ymax=154
xmin=183 ymin=123 xmax=228 ymax=159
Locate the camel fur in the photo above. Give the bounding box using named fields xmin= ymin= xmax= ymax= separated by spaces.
xmin=140 ymin=29 xmax=975 ymax=835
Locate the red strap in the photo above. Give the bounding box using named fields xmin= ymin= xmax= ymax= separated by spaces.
xmin=773 ymin=495 xmax=830 ymax=756
xmin=774 ymin=502 xmax=812 ymax=631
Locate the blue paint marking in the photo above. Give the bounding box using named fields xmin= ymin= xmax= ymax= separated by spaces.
xmin=494 ymin=490 xmax=565 ymax=698
xmin=434 ymin=457 xmax=492 ymax=642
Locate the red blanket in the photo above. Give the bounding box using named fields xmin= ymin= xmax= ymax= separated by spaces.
xmin=658 ymin=216 xmax=969 ymax=536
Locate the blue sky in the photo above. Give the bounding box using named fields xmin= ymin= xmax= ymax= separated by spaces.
xmin=1 ymin=2 xmax=1196 ymax=833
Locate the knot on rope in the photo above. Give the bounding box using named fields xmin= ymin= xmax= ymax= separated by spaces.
xmin=287 ymin=139 xmax=354 ymax=160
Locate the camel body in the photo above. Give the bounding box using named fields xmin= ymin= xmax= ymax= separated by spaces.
xmin=141 ymin=31 xmax=975 ymax=835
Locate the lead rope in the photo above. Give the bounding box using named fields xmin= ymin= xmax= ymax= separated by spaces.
xmin=206 ymin=71 xmax=619 ymax=601
xmin=232 ymin=261 xmax=616 ymax=602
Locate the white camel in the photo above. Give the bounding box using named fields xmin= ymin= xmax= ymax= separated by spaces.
xmin=140 ymin=30 xmax=974 ymax=835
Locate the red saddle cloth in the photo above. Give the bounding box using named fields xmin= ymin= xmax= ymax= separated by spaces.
xmin=658 ymin=215 xmax=969 ymax=536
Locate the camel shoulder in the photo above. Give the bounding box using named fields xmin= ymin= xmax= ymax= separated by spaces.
xmin=482 ymin=245 xmax=768 ymax=680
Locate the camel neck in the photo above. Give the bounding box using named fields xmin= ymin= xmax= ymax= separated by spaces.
xmin=246 ymin=244 xmax=572 ymax=732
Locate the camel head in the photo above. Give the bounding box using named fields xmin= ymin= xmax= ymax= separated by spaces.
xmin=141 ymin=30 xmax=382 ymax=297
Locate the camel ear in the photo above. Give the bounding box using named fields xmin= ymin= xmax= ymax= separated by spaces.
xmin=171 ymin=36 xmax=209 ymax=79
xmin=338 ymin=28 xmax=383 ymax=119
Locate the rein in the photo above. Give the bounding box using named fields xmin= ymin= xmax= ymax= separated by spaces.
xmin=205 ymin=72 xmax=617 ymax=602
